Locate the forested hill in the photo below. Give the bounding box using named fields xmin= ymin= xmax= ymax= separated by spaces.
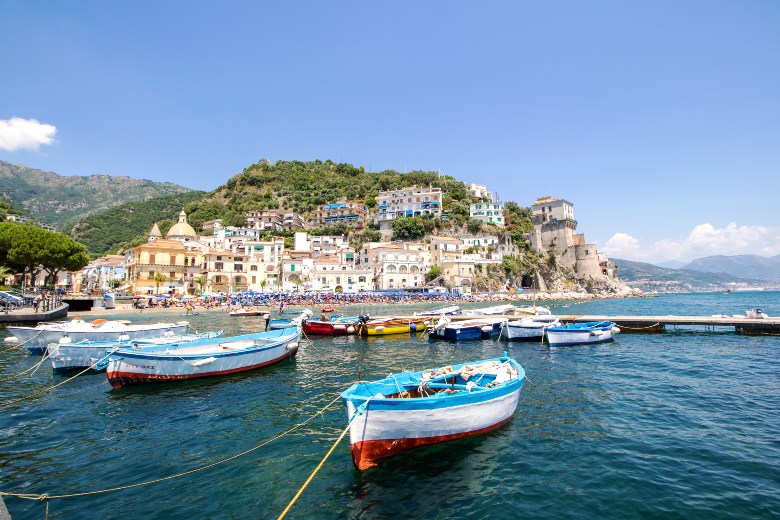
xmin=180 ymin=159 xmax=487 ymax=229
xmin=0 ymin=161 xmax=193 ymax=228
xmin=62 ymin=191 xmax=205 ymax=255
xmin=67 ymin=159 xmax=534 ymax=255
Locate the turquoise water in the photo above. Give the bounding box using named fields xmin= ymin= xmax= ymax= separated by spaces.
xmin=1 ymin=292 xmax=779 ymax=519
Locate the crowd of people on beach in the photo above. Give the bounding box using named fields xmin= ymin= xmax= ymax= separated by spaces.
xmin=127 ymin=288 xmax=603 ymax=313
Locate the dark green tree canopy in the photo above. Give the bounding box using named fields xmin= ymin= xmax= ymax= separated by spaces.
xmin=392 ymin=217 xmax=426 ymax=240
xmin=0 ymin=222 xmax=90 ymax=286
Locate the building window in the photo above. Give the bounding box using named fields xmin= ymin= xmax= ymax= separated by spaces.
xmin=149 ymin=254 xmax=156 ymax=264
xmin=215 ymin=276 xmax=223 ymax=283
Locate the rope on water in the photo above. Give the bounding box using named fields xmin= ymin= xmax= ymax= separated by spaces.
xmin=277 ymin=398 xmax=368 ymax=520
xmin=0 ymin=393 xmax=344 ymax=503
xmin=0 ymin=347 xmax=55 ymax=381
xmin=616 ymin=322 xmax=662 ymax=331
xmin=0 ymin=350 xmax=114 ymax=408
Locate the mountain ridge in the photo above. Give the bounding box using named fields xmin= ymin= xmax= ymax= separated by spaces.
xmin=0 ymin=160 xmax=194 ymax=229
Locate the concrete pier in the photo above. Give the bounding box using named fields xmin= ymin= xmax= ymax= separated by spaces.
xmin=0 ymin=303 xmax=69 ymax=326
xmin=439 ymin=314 xmax=780 ymax=335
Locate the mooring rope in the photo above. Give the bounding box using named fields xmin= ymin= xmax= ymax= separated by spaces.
xmin=615 ymin=322 xmax=662 ymax=331
xmin=277 ymin=398 xmax=368 ymax=520
xmin=0 ymin=347 xmax=56 ymax=381
xmin=0 ymin=350 xmax=113 ymax=408
xmin=0 ymin=393 xmax=344 ymax=504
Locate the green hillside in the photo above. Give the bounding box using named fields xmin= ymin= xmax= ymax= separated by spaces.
xmin=65 ymin=159 xmax=535 ymax=257
xmin=63 ymin=191 xmax=205 ymax=255
xmin=0 ymin=160 xmax=194 ymax=228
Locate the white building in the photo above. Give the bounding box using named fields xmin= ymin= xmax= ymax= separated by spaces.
xmin=375 ymin=186 xmax=443 ymax=234
xmin=469 ymin=202 xmax=504 ymax=227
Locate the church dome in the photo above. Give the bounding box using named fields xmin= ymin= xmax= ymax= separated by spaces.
xmin=166 ymin=210 xmax=197 ymax=238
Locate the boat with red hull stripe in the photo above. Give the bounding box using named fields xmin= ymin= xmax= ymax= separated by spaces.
xmin=106 ymin=326 xmax=301 ymax=389
xmin=341 ymin=353 xmax=525 ymax=470
xmin=350 ymin=416 xmax=513 ymax=470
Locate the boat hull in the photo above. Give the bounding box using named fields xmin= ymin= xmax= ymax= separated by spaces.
xmin=48 ymin=332 xmax=223 ymax=373
xmin=345 ymin=381 xmax=521 ymax=470
xmin=545 ymin=322 xmax=617 ymax=346
xmin=360 ymin=317 xmax=431 ymax=336
xmin=429 ymin=321 xmax=505 ymax=341
xmin=505 ymin=317 xmax=561 ymax=342
xmin=106 ymin=328 xmax=301 ymax=388
xmin=302 ymin=320 xmax=357 ymax=335
xmin=10 ymin=323 xmax=189 ymax=355
xmin=342 ymin=356 xmax=525 ymax=470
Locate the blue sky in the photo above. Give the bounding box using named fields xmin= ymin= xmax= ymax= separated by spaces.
xmin=1 ymin=1 xmax=778 ymax=265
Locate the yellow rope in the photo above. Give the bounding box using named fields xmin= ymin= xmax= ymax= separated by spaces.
xmin=0 ymin=393 xmax=343 ymax=501
xmin=276 ymin=422 xmax=350 ymax=519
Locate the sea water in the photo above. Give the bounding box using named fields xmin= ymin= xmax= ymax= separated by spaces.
xmin=0 ymin=292 xmax=778 ymax=519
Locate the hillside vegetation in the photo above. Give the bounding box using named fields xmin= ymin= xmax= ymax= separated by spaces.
xmin=0 ymin=160 xmax=193 ymax=228
xmin=63 ymin=191 xmax=205 ymax=255
xmin=70 ymin=159 xmax=534 ymax=255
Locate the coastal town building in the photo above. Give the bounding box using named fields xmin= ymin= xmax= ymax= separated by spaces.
xmin=466 ymin=183 xmax=492 ymax=201
xmin=245 ymin=209 xmax=307 ymax=231
xmin=469 ymin=202 xmax=504 ymax=227
xmin=310 ymin=199 xmax=369 ymax=228
xmin=293 ymin=232 xmax=351 ymax=258
xmin=4 ymin=214 xmax=56 ymax=232
xmin=281 ymin=250 xmax=373 ymax=293
xmin=81 ymin=255 xmax=126 ymax=294
xmin=375 ymin=186 xmax=443 ymax=235
xmin=357 ymin=242 xmax=430 ymax=290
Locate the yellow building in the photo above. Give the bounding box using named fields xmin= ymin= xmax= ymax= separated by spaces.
xmin=124 ymin=211 xmax=205 ymax=294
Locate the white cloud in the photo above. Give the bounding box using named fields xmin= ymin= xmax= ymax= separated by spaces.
xmin=0 ymin=117 xmax=57 ymax=152
xmin=603 ymin=223 xmax=780 ymax=264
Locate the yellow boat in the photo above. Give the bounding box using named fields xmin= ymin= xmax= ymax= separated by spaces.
xmin=359 ymin=316 xmax=433 ymax=336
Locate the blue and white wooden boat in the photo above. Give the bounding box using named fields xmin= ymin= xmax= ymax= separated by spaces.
xmin=427 ymin=316 xmax=508 ymax=341
xmin=47 ymin=330 xmax=224 ymax=373
xmin=505 ymin=315 xmax=561 ymax=342
xmin=268 ymin=310 xmax=312 ymax=330
xmin=414 ymin=305 xmax=461 ymax=317
xmin=106 ymin=326 xmax=301 ymax=389
xmin=545 ymin=321 xmax=620 ymax=346
xmin=469 ymin=303 xmax=516 ymax=315
xmin=341 ymin=353 xmax=525 ymax=470
xmin=8 ymin=318 xmax=190 ymax=355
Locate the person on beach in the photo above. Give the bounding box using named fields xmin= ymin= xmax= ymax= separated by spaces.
xmin=279 ymin=300 xmax=284 ymax=315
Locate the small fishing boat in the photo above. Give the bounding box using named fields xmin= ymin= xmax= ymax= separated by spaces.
xmin=469 ymin=303 xmax=516 ymax=315
xmin=229 ymin=307 xmax=268 ymax=317
xmin=512 ymin=305 xmax=552 ymax=316
xmin=414 ymin=305 xmax=461 ymax=317
xmin=427 ymin=316 xmax=508 ymax=341
xmin=341 ymin=353 xmax=525 ymax=470
xmin=504 ymin=315 xmax=561 ymax=342
xmin=105 ymin=326 xmax=302 ymax=389
xmin=8 ymin=318 xmax=190 ymax=355
xmin=47 ymin=331 xmax=225 ymax=373
xmin=268 ymin=310 xmax=312 ymax=330
xmin=358 ymin=316 xmax=433 ymax=336
xmin=302 ymin=315 xmax=361 ymax=335
xmin=545 ymin=321 xmax=620 ymax=346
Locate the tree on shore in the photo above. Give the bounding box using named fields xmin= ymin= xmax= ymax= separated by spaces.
xmin=0 ymin=222 xmax=90 ymax=288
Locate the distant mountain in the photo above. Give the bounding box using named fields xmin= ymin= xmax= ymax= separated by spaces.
xmin=612 ymin=258 xmax=771 ymax=293
xmin=0 ymin=161 xmax=194 ymax=229
xmin=682 ymin=255 xmax=780 ymax=282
